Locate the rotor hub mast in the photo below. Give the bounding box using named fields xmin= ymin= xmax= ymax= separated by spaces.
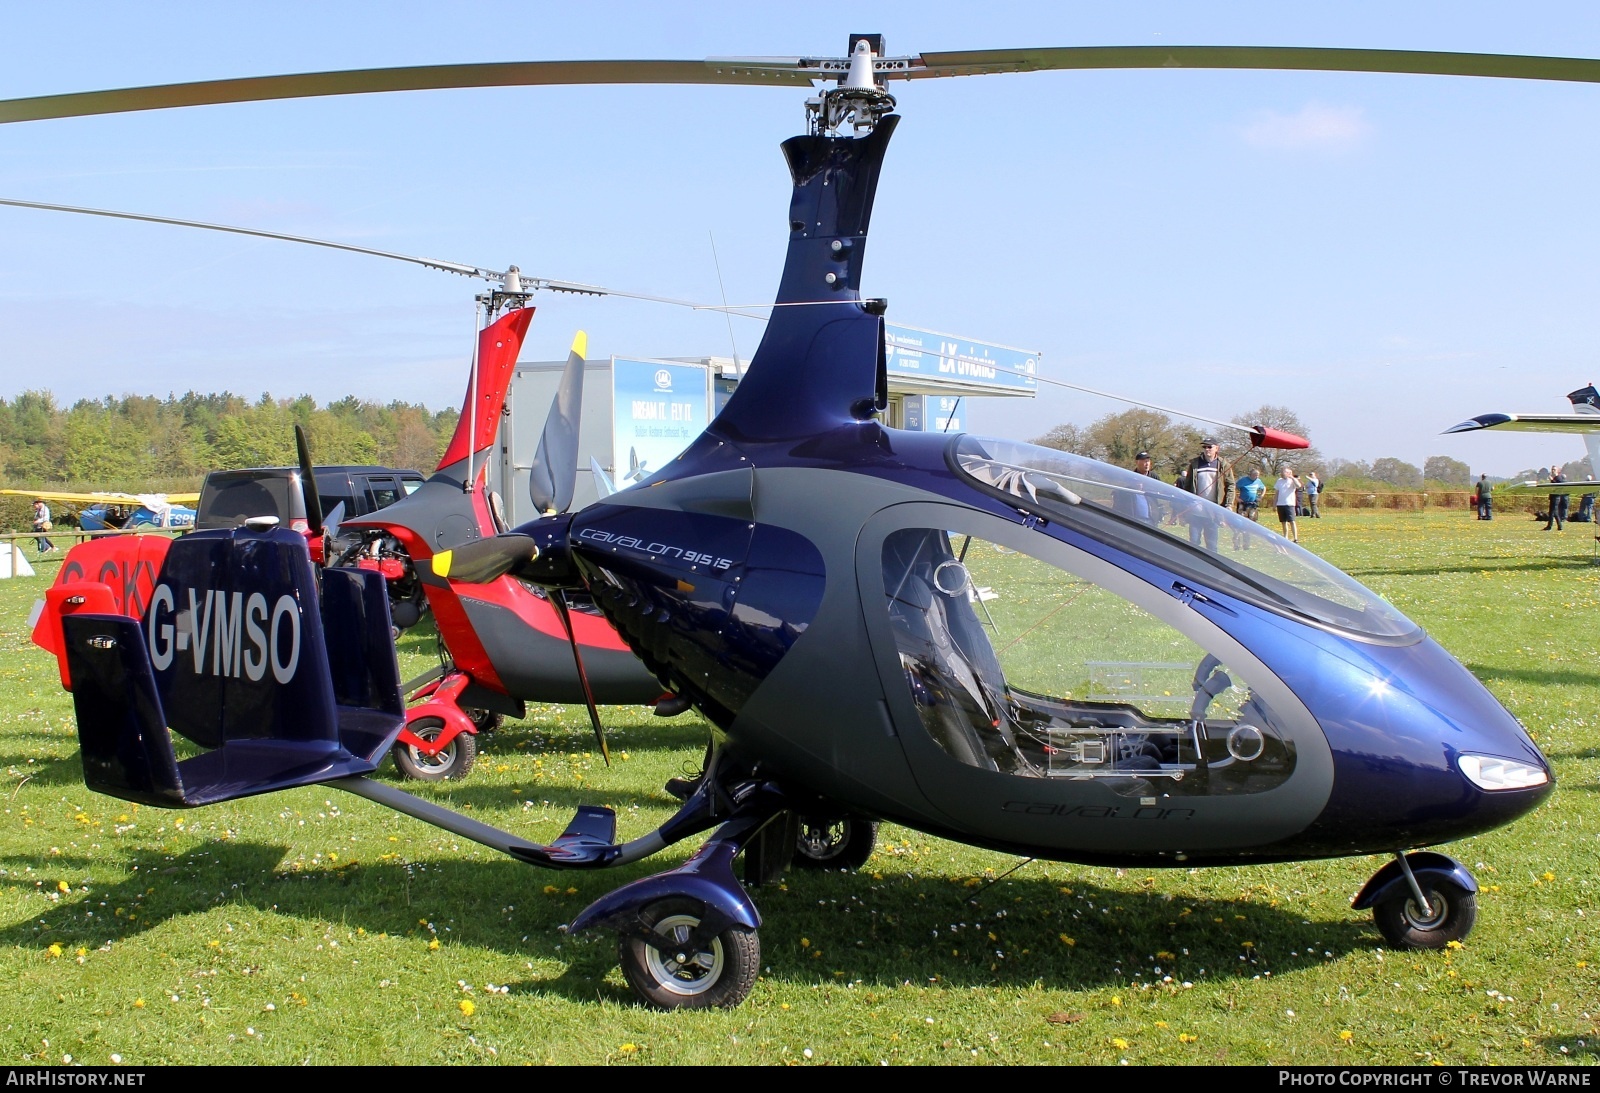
xmin=801 ymin=35 xmax=900 ymax=135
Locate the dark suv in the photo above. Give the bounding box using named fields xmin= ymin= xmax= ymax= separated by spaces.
xmin=196 ymin=465 xmax=425 ymax=531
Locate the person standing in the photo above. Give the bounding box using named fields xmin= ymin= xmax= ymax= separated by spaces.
xmin=1305 ymin=471 xmax=1321 ymax=518
xmin=1275 ymin=466 xmax=1300 ymax=543
xmin=1181 ymin=438 xmax=1235 ymax=552
xmin=1475 ymin=474 xmax=1493 ymax=520
xmin=1234 ymin=465 xmax=1267 ymax=550
xmin=1124 ymin=450 xmax=1162 ymax=523
xmin=31 ymin=499 xmax=55 ymax=554
xmin=1545 ymin=465 xmax=1569 ymax=531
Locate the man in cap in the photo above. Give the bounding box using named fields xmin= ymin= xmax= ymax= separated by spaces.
xmin=1180 ymin=438 xmax=1235 ymax=552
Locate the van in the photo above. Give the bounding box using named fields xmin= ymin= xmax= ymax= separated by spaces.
xmin=196 ymin=465 xmax=425 ymax=531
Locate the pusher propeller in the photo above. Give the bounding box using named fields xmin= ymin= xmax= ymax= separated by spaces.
xmin=430 ymin=534 xmax=540 ymax=585
xmin=294 ymin=424 xmax=325 ymax=538
xmin=528 ymin=332 xmax=588 ymax=516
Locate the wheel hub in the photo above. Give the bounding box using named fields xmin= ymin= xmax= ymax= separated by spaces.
xmin=644 ymin=914 xmax=724 ymax=995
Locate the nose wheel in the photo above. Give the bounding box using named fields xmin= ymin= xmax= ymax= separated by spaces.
xmin=1372 ymin=877 xmax=1476 ymax=949
xmin=1357 ymin=852 xmax=1479 ymax=950
xmin=619 ymin=900 xmax=759 ymax=1010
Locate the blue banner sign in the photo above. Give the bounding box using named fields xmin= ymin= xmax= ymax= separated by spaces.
xmin=611 ymin=359 xmax=711 ymax=490
xmin=884 ymin=324 xmax=1039 ymax=393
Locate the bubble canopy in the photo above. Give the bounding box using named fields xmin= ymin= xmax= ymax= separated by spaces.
xmin=951 ymin=435 xmax=1421 ymax=644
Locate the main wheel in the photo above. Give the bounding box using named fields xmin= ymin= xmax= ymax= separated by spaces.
xmin=619 ymin=900 xmax=759 ymax=1010
xmin=465 ymin=708 xmax=504 ymax=735
xmin=392 ymin=717 xmax=477 ymax=781
xmin=1372 ymin=878 xmax=1477 ymax=949
xmin=792 ymin=817 xmax=877 ymax=871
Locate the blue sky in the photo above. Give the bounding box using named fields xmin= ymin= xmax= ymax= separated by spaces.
xmin=5 ymin=1 xmax=1600 ymax=475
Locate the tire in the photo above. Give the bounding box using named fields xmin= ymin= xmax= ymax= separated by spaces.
xmin=466 ymin=708 xmax=504 ymax=735
xmin=792 ymin=817 xmax=877 ymax=871
xmin=392 ymin=717 xmax=477 ymax=781
xmin=1372 ymin=878 xmax=1477 ymax=949
xmin=619 ymin=900 xmax=759 ymax=1010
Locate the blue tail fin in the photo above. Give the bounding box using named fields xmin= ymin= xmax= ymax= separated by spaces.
xmin=64 ymin=526 xmax=404 ymax=808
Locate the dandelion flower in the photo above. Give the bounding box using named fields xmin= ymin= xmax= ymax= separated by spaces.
xmin=459 ymin=999 xmax=475 ymax=1017
xmin=56 ymin=881 xmax=69 ymax=893
xmin=46 ymin=943 xmax=62 ymax=958
xmin=619 ymin=1043 xmax=638 ymax=1055
xmin=1339 ymin=1030 xmax=1353 ymax=1041
xmin=1111 ymin=1037 xmax=1129 ymax=1050
xmin=428 ymin=938 xmax=440 ymax=951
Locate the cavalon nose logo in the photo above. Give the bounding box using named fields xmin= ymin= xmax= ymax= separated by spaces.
xmin=146 ymin=584 xmax=301 ymax=683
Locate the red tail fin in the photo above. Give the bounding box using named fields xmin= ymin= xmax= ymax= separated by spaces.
xmin=436 ymin=307 xmax=536 ymax=476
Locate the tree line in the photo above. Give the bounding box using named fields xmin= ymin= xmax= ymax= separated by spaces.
xmin=0 ymin=390 xmax=459 ymax=493
xmin=1033 ymin=405 xmax=1479 ymax=490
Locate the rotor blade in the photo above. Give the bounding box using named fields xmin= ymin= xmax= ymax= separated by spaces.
xmin=528 ymin=332 xmax=587 ymax=515
xmin=1 ymin=196 xmax=509 ymax=283
xmin=908 ymin=45 xmax=1600 ymax=85
xmin=1037 ymin=374 xmax=1308 ymax=446
xmin=548 ymin=591 xmax=611 ymax=767
xmin=9 ymin=47 xmax=1600 ymax=127
xmin=430 ymin=533 xmax=540 ymax=584
xmin=0 ymin=59 xmax=820 ymax=125
xmin=294 ymin=424 xmax=324 ymax=537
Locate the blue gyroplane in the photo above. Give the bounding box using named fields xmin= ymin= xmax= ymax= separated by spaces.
xmin=12 ymin=36 xmax=1565 ymax=1010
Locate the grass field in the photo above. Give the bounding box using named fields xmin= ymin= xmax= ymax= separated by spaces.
xmin=0 ymin=509 xmax=1594 ymax=1066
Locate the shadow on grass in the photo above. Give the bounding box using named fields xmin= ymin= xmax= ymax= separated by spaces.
xmin=1342 ymin=558 xmax=1590 ymax=579
xmin=0 ymin=752 xmax=86 ymax=789
xmin=1464 ymin=663 xmax=1600 ymax=689
xmin=0 ymin=838 xmax=1380 ymax=1006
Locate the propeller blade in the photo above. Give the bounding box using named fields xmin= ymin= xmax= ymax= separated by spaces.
xmin=294 ymin=425 xmax=324 ymax=537
xmin=1248 ymin=426 xmax=1310 ymax=450
xmin=528 ymin=332 xmax=586 ymax=516
xmin=589 ymin=457 xmax=616 ymax=499
xmin=8 ymin=46 xmax=1600 ymax=128
xmin=548 ymin=591 xmax=611 ymax=766
xmin=322 ymin=500 xmax=346 ymax=540
xmin=431 ymin=533 xmax=539 ymax=584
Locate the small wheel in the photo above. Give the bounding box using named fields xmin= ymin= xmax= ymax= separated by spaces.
xmin=619 ymin=900 xmax=759 ymax=1010
xmin=1372 ymin=878 xmax=1477 ymax=949
xmin=392 ymin=717 xmax=477 ymax=781
xmin=792 ymin=817 xmax=877 ymax=871
xmin=465 ymin=707 xmax=504 ymax=735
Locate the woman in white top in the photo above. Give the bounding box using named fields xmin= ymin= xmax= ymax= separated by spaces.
xmin=1275 ymin=467 xmax=1300 ymax=543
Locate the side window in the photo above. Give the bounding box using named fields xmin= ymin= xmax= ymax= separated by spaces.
xmin=365 ymin=477 xmax=402 ymax=513
xmin=883 ymin=528 xmax=1295 ymax=797
xmin=312 ymin=475 xmax=355 ymax=523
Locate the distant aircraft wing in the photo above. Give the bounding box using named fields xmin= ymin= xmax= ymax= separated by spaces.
xmin=1501 ymin=479 xmax=1600 ymax=492
xmin=1444 ymin=413 xmax=1600 ymax=435
xmin=0 ymin=488 xmax=199 ymax=505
